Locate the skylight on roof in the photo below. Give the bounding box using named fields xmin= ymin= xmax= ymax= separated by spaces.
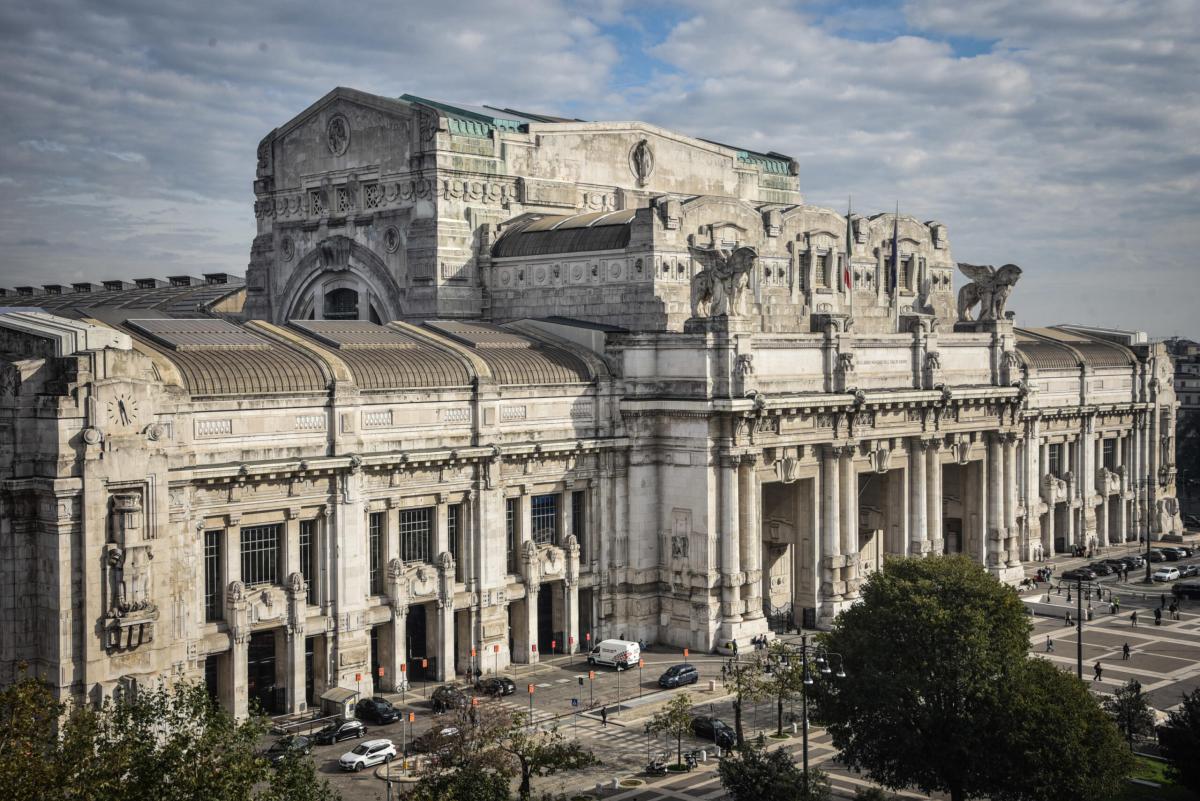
xmin=127 ymin=318 xmax=272 ymax=351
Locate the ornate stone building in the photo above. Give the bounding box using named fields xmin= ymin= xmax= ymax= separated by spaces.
xmin=0 ymin=88 xmax=1180 ymax=716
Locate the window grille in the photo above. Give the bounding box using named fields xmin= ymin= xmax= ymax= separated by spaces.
xmin=204 ymin=530 xmax=222 ymax=621
xmin=323 ymin=288 xmax=359 ymax=320
xmin=300 ymin=519 xmax=317 ymax=606
xmin=1103 ymin=440 xmax=1116 ymax=471
xmin=448 ymin=503 xmax=462 ymax=582
xmin=336 ymin=187 xmax=352 ymax=214
xmin=363 ymin=183 xmax=383 ymax=209
xmin=506 ymin=498 xmax=519 ymax=575
xmin=814 ymin=253 xmax=828 ymax=288
xmin=572 ymin=490 xmax=586 ymax=561
xmin=240 ymin=524 xmax=280 ymax=587
xmin=400 ymin=508 xmax=433 ymax=564
xmin=1049 ymin=445 xmax=1061 ymax=478
xmin=369 ymin=512 xmax=384 ymax=595
xmin=309 ymin=190 xmax=323 ymax=216
xmin=531 ymin=494 xmax=559 ymax=546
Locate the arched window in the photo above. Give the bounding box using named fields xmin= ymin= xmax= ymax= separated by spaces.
xmin=323 ymin=287 xmax=359 ymax=320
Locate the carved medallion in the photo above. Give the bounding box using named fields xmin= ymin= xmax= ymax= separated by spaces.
xmin=280 ymin=236 xmax=295 ymax=262
xmin=383 ymin=226 xmax=401 ymax=253
xmin=629 ymin=139 xmax=654 ymax=186
xmin=326 ymin=115 xmax=350 ymax=156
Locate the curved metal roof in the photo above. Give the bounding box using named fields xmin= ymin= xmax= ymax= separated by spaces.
xmin=288 ymin=320 xmax=472 ymax=390
xmin=491 ymin=210 xmax=637 ymax=259
xmin=424 ymin=321 xmax=592 ymax=385
xmin=1016 ymin=327 xmax=1136 ymax=371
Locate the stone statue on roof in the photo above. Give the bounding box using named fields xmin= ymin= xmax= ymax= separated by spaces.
xmin=956 ymin=263 xmax=1022 ymax=322
xmin=689 ymin=245 xmax=758 ymax=318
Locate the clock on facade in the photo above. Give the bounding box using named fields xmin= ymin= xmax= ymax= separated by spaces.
xmin=106 ymin=393 xmax=139 ymax=429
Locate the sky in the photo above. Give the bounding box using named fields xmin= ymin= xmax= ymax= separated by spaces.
xmin=0 ymin=0 xmax=1197 ymax=338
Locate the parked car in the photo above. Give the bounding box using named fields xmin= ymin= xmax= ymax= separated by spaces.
xmin=355 ymin=697 xmax=401 ymax=725
xmin=658 ymin=663 xmax=700 ymax=689
xmin=431 ymin=685 xmax=469 ymax=713
xmin=314 ymin=718 xmax=367 ymax=745
xmin=263 ymin=734 xmax=313 ymax=767
xmin=1152 ymin=567 xmax=1181 ymax=582
xmin=475 ymin=676 xmax=517 ymax=697
xmin=409 ymin=726 xmax=461 ymax=755
xmin=691 ymin=716 xmax=736 ymax=749
xmin=1061 ymin=568 xmax=1096 ymax=581
xmin=1121 ymin=555 xmax=1145 ymax=569
xmin=1172 ymin=546 xmax=1193 ymax=558
xmin=1087 ymin=562 xmax=1114 ymax=576
xmin=1101 ymin=559 xmax=1128 ymax=571
xmin=339 ymin=738 xmax=396 ymax=771
xmin=1159 ymin=547 xmax=1184 ymax=561
xmin=1178 ymin=564 xmax=1199 ymax=578
xmin=1148 ymin=549 xmax=1167 ymax=563
xmin=1172 ymin=580 xmax=1200 ymax=600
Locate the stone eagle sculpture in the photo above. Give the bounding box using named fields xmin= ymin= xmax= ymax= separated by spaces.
xmin=689 ymin=245 xmax=758 ymax=318
xmin=956 ymin=262 xmax=1022 ymax=322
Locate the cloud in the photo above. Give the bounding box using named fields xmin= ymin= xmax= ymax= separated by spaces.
xmin=0 ymin=0 xmax=1195 ymax=337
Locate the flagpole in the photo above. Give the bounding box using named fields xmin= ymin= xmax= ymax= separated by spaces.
xmin=846 ymin=196 xmax=854 ymax=325
xmin=892 ymin=202 xmax=901 ymax=332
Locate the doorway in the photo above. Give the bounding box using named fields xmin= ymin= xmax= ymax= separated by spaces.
xmin=247 ymin=631 xmax=279 ymax=714
xmin=406 ymin=604 xmax=432 ymax=682
xmin=537 ymin=584 xmax=555 ymax=655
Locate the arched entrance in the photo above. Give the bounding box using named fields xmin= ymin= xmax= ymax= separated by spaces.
xmin=278 ymin=235 xmax=404 ymax=324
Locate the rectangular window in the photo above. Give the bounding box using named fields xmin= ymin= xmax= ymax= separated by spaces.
xmin=240 ymin=524 xmax=280 ymax=587
xmin=299 ymin=519 xmax=317 ymax=606
xmin=1103 ymin=440 xmax=1116 ymax=471
xmin=204 ymin=530 xmax=222 ymax=622
xmin=506 ymin=498 xmax=519 ymax=575
xmin=572 ymin=490 xmax=586 ymax=562
xmin=531 ymin=494 xmax=559 ymax=546
xmin=400 ymin=507 xmax=433 ymax=564
xmin=369 ymin=512 xmax=385 ymax=595
xmin=814 ymin=253 xmax=828 ymax=288
xmin=447 ymin=503 xmax=462 ymax=582
xmin=1049 ymin=445 xmax=1061 ymax=478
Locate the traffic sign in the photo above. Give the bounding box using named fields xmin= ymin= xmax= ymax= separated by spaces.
xmin=571 ymin=698 xmax=579 ymax=707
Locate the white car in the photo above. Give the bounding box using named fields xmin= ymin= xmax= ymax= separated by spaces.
xmin=1152 ymin=567 xmax=1181 ymax=582
xmin=339 ymin=738 xmax=397 ymax=772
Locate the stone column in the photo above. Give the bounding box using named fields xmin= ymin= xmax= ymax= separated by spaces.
xmin=285 ymin=576 xmax=307 ymax=713
xmin=720 ymin=455 xmax=742 ymax=625
xmin=1042 ymin=505 xmax=1055 ymax=558
xmin=926 ymin=440 xmax=944 ymax=555
xmin=987 ymin=435 xmax=1005 ymax=568
xmin=1003 ymin=434 xmax=1019 ymax=566
xmin=564 ymin=535 xmax=580 ymax=654
xmin=284 ymin=508 xmax=301 ymax=579
xmin=820 ymin=445 xmax=842 ymax=619
xmin=1064 ymin=472 xmax=1076 ymax=549
xmin=226 ymin=581 xmax=249 ymax=720
xmin=386 ymin=596 xmax=408 ymax=692
xmin=839 ymin=446 xmax=860 ymax=598
xmin=909 ymin=439 xmax=929 ymax=555
xmin=739 ymin=456 xmax=764 ymax=620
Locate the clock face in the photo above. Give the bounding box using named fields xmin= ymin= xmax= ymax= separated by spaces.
xmin=106 ymin=393 xmax=139 ymax=429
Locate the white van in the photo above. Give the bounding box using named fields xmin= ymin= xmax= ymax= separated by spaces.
xmin=587 ymin=639 xmax=640 ymax=669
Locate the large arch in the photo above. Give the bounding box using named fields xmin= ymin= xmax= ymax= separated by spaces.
xmin=278 ymin=235 xmax=405 ymax=324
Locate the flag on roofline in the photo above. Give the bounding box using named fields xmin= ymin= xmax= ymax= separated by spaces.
xmin=843 ymin=198 xmax=853 ymax=292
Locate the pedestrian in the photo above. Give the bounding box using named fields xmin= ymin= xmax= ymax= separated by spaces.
xmin=1094 ymin=661 xmax=1103 ymax=682
xmin=1161 ymin=593 xmax=1167 ymax=609
xmin=1067 ymin=590 xmax=1072 ymax=604
xmin=1131 ymin=610 xmax=1138 ymax=628
xmin=1122 ymin=642 xmax=1131 ymax=660
xmin=1046 ymin=635 xmax=1054 ymax=653
xmin=600 ymin=706 xmax=608 ymax=727
xmin=1154 ymin=607 xmax=1162 ymax=626
xmin=1110 ymin=600 xmax=1117 ymax=615
xmin=1065 ymin=611 xmax=1073 ymax=627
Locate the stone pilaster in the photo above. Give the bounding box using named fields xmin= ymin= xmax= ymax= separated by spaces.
xmin=926 ymin=439 xmax=944 ymax=555
xmin=986 ymin=434 xmax=1005 ymax=568
xmin=819 ymin=445 xmax=842 ymax=623
xmin=909 ymin=438 xmax=929 ymax=555
xmin=719 ymin=455 xmax=743 ymax=627
xmin=838 ymin=445 xmax=860 ymax=599
xmin=739 ymin=455 xmax=764 ymax=621
xmin=285 ymin=572 xmax=307 ymax=713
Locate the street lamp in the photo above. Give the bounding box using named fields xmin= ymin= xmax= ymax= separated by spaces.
xmin=1061 ymin=574 xmax=1103 ymax=680
xmin=786 ymin=634 xmax=845 ymax=798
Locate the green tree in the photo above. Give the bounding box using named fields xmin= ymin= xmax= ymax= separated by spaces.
xmin=0 ymin=670 xmax=69 ymax=801
xmin=408 ymin=759 xmax=511 ymax=801
xmin=646 ymin=692 xmax=695 ymax=766
xmin=723 ymin=657 xmax=757 ymax=747
xmin=753 ymin=641 xmax=806 ymax=736
xmin=1103 ymin=679 xmax=1156 ymax=749
xmin=717 ymin=733 xmax=829 ymax=801
xmin=1160 ymin=688 xmax=1200 ymax=793
xmin=810 ymin=556 xmax=1130 ymax=801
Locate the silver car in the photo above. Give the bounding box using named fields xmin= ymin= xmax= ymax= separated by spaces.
xmin=339 ymin=738 xmax=397 ymax=772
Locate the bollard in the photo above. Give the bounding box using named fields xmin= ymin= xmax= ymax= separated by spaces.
xmin=701 ymin=750 xmax=707 ymax=763
xmin=716 ymin=746 xmax=723 ymax=758
xmin=709 ymin=679 xmax=717 ymax=692
xmin=792 ymin=721 xmax=798 ymax=734
xmin=596 ymin=783 xmax=603 ymax=796
xmin=612 ymin=777 xmax=620 ymax=790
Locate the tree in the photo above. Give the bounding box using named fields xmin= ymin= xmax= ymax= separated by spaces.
xmin=408 ymin=760 xmax=511 ymax=801
xmin=717 ymin=733 xmax=829 ymax=801
xmin=646 ymin=692 xmax=695 ymax=766
xmin=753 ymin=641 xmax=806 ymax=736
xmin=723 ymin=656 xmax=757 ymax=747
xmin=1104 ymin=679 xmax=1156 ymax=749
xmin=1160 ymin=688 xmax=1200 ymax=794
xmin=0 ymin=672 xmax=340 ymax=801
xmin=810 ymin=556 xmax=1129 ymax=801
xmin=499 ymin=711 xmax=596 ymax=800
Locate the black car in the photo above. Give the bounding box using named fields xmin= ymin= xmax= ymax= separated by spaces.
xmin=410 ymin=725 xmax=461 ymax=755
xmin=314 ymin=718 xmax=367 ymax=745
xmin=1179 ymin=564 xmax=1199 ymax=579
xmin=1101 ymin=559 xmax=1128 ymax=570
xmin=658 ymin=663 xmax=700 ymax=689
xmin=263 ymin=734 xmax=313 ymax=767
xmin=691 ymin=716 xmax=736 ymax=749
xmin=1087 ymin=562 xmax=1114 ymax=576
xmin=356 ymin=697 xmax=401 ymax=725
xmin=1172 ymin=581 xmax=1200 ymax=600
xmin=1120 ymin=555 xmax=1145 ymax=569
xmin=431 ymin=685 xmax=469 ymax=713
xmin=1061 ymin=568 xmax=1096 ymax=581
xmin=1160 ymin=547 xmax=1183 ymax=562
xmin=475 ymin=676 xmax=517 ymax=697
xmin=1148 ymin=549 xmax=1167 ymax=563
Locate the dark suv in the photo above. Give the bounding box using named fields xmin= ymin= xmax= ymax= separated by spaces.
xmin=475 ymin=676 xmax=517 ymax=697
xmin=1172 ymin=581 xmax=1200 ymax=600
xmin=658 ymin=663 xmax=700 ymax=689
xmin=692 ymin=716 xmax=736 ymax=748
xmin=431 ymin=685 xmax=469 ymax=713
xmin=313 ymin=717 xmax=367 ymax=745
xmin=263 ymin=734 xmax=313 ymax=767
xmin=355 ymin=697 xmax=400 ymax=725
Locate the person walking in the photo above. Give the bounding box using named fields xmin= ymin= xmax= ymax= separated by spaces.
xmin=1131 ymin=610 xmax=1138 ymax=628
xmin=1045 ymin=635 xmax=1055 ymax=653
xmin=1093 ymin=662 xmax=1103 ymax=682
xmin=1154 ymin=607 xmax=1162 ymax=626
xmin=1161 ymin=593 xmax=1167 ymax=609
xmin=600 ymin=706 xmax=608 ymax=727
xmin=1122 ymin=642 xmax=1131 ymax=660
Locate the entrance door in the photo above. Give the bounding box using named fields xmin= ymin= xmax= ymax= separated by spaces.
xmin=247 ymin=631 xmax=279 ymax=714
xmin=407 ymin=605 xmax=432 ymax=681
xmin=304 ymin=638 xmax=315 ymax=707
xmin=537 ymin=584 xmax=554 ymax=655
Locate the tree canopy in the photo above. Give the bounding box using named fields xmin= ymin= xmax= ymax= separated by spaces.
xmin=645 ymin=692 xmax=695 ymax=766
xmin=717 ymin=733 xmax=829 ymax=801
xmin=0 ymin=670 xmax=339 ymax=801
xmin=1161 ymin=688 xmax=1200 ymax=794
xmin=810 ymin=556 xmax=1131 ymax=801
xmin=1103 ymin=679 xmax=1157 ymax=749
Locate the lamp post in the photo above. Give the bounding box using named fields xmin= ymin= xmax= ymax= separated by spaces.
xmin=1062 ymin=574 xmax=1102 ymax=680
xmin=771 ymin=634 xmax=846 ymax=797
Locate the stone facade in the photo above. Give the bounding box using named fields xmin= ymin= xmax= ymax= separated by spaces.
xmin=0 ymin=90 xmax=1181 ymax=715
